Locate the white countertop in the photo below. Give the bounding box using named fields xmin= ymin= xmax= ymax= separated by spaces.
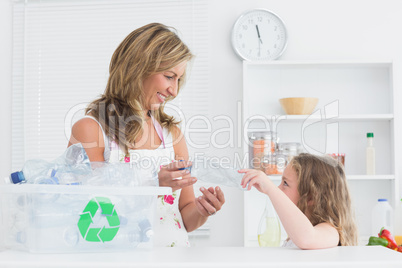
xmin=0 ymin=246 xmax=402 ymax=268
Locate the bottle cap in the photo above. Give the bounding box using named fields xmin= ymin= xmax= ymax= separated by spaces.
xmin=378 ymin=198 xmax=388 ymax=202
xmin=139 ymin=219 xmax=152 ymax=242
xmin=10 ymin=171 xmax=25 ymax=184
xmin=367 ymin=133 xmax=374 ymax=138
xmin=145 ymin=230 xmax=154 ymax=238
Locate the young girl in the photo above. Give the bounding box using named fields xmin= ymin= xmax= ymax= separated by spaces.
xmin=239 ymin=153 xmax=358 ymax=249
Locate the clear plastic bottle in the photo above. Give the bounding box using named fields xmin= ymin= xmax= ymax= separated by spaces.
xmin=258 ymin=197 xmax=281 ymax=247
xmin=86 ymin=161 xmax=157 ymax=187
xmin=366 ymin=132 xmax=375 ymax=175
xmin=371 ymin=198 xmax=394 ymax=235
xmin=8 ymin=159 xmax=53 ymax=184
xmin=138 ymin=219 xmax=153 ymax=242
xmin=98 ymin=218 xmax=152 ymax=247
xmin=29 ymin=202 xmax=81 ymax=229
xmin=8 ymin=143 xmax=91 ymax=185
xmin=63 ymin=226 xmax=80 ymax=247
xmin=189 ymin=158 xmax=245 ymax=189
xmin=124 ymin=225 xmax=141 ymax=247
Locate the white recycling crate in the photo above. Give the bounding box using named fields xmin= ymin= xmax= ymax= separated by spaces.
xmin=0 ymin=184 xmax=170 ymax=253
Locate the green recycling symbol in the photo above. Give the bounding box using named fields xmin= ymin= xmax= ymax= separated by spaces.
xmin=77 ymin=197 xmax=120 ymax=242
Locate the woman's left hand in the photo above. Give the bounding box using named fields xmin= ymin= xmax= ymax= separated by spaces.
xmin=195 ymin=186 xmax=225 ymax=217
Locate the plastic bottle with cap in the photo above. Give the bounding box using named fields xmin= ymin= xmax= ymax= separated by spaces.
xmin=139 ymin=219 xmax=153 ymax=242
xmin=111 ymin=218 xmax=153 ymax=247
xmin=366 ymin=132 xmax=375 ymax=175
xmin=371 ymin=198 xmax=394 ymax=235
xmin=8 ymin=143 xmax=91 ymax=185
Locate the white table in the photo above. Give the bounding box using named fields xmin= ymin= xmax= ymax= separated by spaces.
xmin=0 ymin=246 xmax=401 ymax=268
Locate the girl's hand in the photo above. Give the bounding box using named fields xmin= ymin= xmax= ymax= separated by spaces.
xmin=195 ymin=186 xmax=225 ymax=217
xmin=158 ymin=161 xmax=197 ymax=192
xmin=238 ymin=169 xmax=271 ymax=194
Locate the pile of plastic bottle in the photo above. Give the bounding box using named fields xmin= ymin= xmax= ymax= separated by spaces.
xmin=3 ymin=144 xmax=161 ymax=253
xmin=8 ymin=143 xmax=158 ymax=187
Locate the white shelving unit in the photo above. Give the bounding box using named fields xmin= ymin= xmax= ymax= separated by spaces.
xmin=259 ymin=114 xmax=394 ymax=121
xmin=242 ymin=60 xmax=399 ymax=246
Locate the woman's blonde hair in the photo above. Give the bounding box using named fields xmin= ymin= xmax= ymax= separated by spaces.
xmin=290 ymin=153 xmax=358 ymax=246
xmin=85 ymin=23 xmax=193 ymax=153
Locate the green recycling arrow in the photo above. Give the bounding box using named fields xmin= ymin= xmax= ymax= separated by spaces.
xmin=77 ymin=196 xmax=120 ymax=243
xmin=78 ymin=212 xmax=92 ymax=238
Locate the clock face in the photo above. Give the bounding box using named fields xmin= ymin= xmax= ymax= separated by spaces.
xmin=231 ymin=9 xmax=287 ymax=61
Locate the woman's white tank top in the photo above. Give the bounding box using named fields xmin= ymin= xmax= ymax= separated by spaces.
xmin=82 ymin=115 xmax=190 ymax=247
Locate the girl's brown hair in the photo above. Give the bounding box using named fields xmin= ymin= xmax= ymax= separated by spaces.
xmin=290 ymin=153 xmax=358 ymax=246
xmin=85 ymin=23 xmax=193 ymax=153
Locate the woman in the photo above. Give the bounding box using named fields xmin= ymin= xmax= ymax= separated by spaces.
xmin=68 ymin=23 xmax=225 ymax=247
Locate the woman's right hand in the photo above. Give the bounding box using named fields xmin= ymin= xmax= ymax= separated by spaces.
xmin=158 ymin=161 xmax=197 ymax=192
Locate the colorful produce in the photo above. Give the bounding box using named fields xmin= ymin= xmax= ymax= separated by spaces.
xmin=367 ymin=228 xmax=401 ymax=253
xmin=378 ymin=228 xmax=398 ymax=249
xmin=367 ymin=236 xmax=389 ymax=247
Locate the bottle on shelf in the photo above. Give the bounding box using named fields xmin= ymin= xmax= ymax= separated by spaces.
xmin=366 ymin=132 xmax=375 ymax=175
xmin=258 ymin=197 xmax=281 ymax=247
xmin=371 ymin=198 xmax=394 ymax=235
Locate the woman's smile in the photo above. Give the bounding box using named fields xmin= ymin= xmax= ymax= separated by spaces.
xmin=157 ymin=92 xmax=168 ymax=102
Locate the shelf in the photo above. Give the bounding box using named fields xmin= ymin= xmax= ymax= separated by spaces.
xmin=245 ymin=114 xmax=394 ymax=124
xmin=267 ymin=174 xmax=395 ymax=180
xmin=346 ymin=175 xmax=395 ymax=180
xmin=244 ymin=60 xmax=393 ymax=68
xmin=243 ymin=60 xmax=398 ymax=248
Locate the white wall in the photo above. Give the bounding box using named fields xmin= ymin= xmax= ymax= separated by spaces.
xmin=0 ymin=1 xmax=12 ymax=180
xmin=205 ymin=0 xmax=402 ymax=246
xmin=1 ymin=0 xmax=402 ymax=247
xmin=0 ymin=0 xmax=12 ymax=251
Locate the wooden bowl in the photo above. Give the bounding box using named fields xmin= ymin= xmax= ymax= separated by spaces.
xmin=279 ymin=97 xmax=319 ymax=115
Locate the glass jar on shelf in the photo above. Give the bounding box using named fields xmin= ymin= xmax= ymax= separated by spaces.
xmin=249 ymin=131 xmax=277 ymax=171
xmin=262 ymin=154 xmax=282 ymax=175
xmin=275 ymin=152 xmax=287 ymax=174
xmin=277 ymin=142 xmax=302 ymax=164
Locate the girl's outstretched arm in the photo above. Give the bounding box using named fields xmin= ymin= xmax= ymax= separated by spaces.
xmin=239 ymin=169 xmax=339 ymax=249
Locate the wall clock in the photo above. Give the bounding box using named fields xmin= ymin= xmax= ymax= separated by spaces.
xmin=231 ymin=9 xmax=287 ymax=61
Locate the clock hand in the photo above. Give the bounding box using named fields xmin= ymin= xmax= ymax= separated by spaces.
xmin=255 ymin=25 xmax=263 ymax=44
